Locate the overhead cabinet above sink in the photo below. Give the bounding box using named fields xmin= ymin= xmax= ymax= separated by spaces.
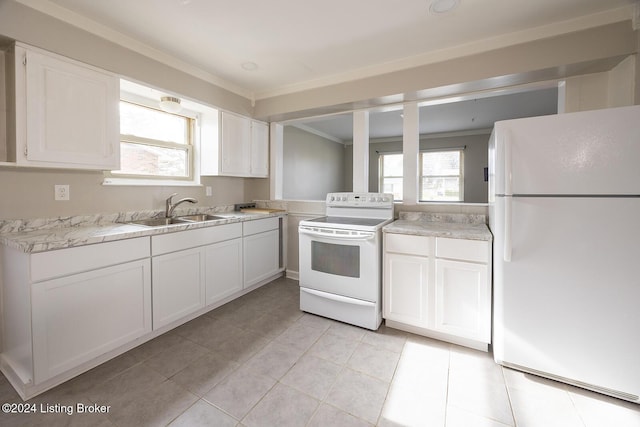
xmin=201 ymin=111 xmax=269 ymax=178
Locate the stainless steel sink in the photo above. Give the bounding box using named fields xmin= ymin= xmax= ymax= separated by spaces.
xmin=128 ymin=217 xmax=190 ymax=227
xmin=127 ymin=214 xmax=229 ymax=227
xmin=176 ymin=214 xmax=227 ymax=222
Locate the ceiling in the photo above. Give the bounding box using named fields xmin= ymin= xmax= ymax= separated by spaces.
xmin=17 ymin=0 xmax=638 ymax=99
xmin=292 ymin=86 xmax=559 ymax=141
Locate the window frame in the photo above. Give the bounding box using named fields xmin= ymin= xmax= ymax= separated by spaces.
xmin=419 ymin=148 xmax=464 ymax=202
xmin=378 ymin=152 xmax=404 ymax=202
xmin=104 ymin=91 xmax=200 ymax=186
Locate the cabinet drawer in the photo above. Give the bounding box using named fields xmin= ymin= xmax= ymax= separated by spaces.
xmin=436 ymin=238 xmax=488 ymax=263
xmin=152 ymin=223 xmax=242 ymax=255
xmin=31 ymin=237 xmax=150 ymax=282
xmin=385 ymin=233 xmax=430 ymax=257
xmin=243 ymin=217 xmax=279 ymax=236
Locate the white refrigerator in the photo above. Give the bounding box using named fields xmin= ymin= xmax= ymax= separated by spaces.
xmin=489 ymin=105 xmax=640 ymax=403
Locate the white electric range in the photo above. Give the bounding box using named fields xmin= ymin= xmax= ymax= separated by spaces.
xmin=298 ymin=192 xmax=394 ymax=330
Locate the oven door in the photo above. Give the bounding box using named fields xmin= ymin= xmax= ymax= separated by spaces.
xmin=299 ymin=225 xmax=380 ymax=302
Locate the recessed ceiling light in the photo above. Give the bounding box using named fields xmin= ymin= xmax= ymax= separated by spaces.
xmin=241 ymin=61 xmax=259 ymax=71
xmin=429 ymin=0 xmax=459 ymax=14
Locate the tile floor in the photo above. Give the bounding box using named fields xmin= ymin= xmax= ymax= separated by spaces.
xmin=1 ymin=277 xmax=638 ymax=427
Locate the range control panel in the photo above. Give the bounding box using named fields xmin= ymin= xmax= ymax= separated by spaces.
xmin=325 ymin=192 xmax=394 ymax=208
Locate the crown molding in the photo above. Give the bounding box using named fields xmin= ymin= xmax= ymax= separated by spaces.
xmin=14 ymin=0 xmax=254 ymax=100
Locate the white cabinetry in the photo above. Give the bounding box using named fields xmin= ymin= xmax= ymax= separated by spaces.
xmin=6 ymin=43 xmax=119 ymax=169
xmin=220 ymin=111 xmax=251 ymax=176
xmin=152 ymin=247 xmax=205 ymax=329
xmin=151 ymin=223 xmax=243 ymax=329
xmin=383 ymin=233 xmax=491 ymax=351
xmin=243 ymin=217 xmax=281 ymax=288
xmin=32 ymin=260 xmax=150 ymax=382
xmin=0 ymin=216 xmax=284 ymax=400
xmin=250 ymin=120 xmax=269 ymax=177
xmin=205 ymin=238 xmax=243 ymax=305
xmin=204 ymin=111 xmax=268 ymax=177
xmin=0 ymin=237 xmax=151 ymax=398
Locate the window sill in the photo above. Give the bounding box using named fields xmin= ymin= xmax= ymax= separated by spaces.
xmin=103 ymin=177 xmax=202 ymax=187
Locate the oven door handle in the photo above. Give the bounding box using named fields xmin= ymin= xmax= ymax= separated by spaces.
xmin=299 ymin=227 xmax=375 ymax=241
xmin=301 ymin=288 xmax=375 ymax=307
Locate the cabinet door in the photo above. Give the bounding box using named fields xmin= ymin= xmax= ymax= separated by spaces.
xmin=152 ymin=248 xmax=205 ymax=329
xmin=24 ymin=47 xmax=119 ymax=169
xmin=383 ymin=253 xmax=429 ymax=327
xmin=205 ymin=238 xmax=243 ymax=305
xmin=220 ymin=112 xmax=250 ymax=176
xmin=250 ymin=121 xmax=269 ymax=177
xmin=243 ymin=229 xmax=279 ymax=288
xmin=31 ymin=260 xmax=151 ymax=383
xmin=434 ymin=259 xmax=490 ymax=342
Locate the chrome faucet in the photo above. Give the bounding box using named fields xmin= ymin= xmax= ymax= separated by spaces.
xmin=165 ymin=193 xmax=198 ymax=217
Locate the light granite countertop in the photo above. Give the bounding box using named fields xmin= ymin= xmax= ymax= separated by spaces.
xmin=383 ymin=212 xmax=493 ymax=241
xmin=0 ymin=207 xmax=286 ymax=253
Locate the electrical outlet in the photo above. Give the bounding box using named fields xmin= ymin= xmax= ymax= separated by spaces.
xmin=54 ymin=185 xmax=70 ymax=201
xmin=205 ymin=186 xmax=212 ymax=196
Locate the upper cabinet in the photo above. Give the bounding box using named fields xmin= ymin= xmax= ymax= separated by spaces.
xmin=202 ymin=111 xmax=269 ymax=178
xmin=5 ymin=43 xmax=120 ymax=170
xmin=220 ymin=111 xmax=251 ymax=176
xmin=250 ymin=120 xmax=269 ymax=177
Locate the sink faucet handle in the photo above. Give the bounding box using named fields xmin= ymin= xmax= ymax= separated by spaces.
xmin=165 ymin=193 xmax=179 ymax=217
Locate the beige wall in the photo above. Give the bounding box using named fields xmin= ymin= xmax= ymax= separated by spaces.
xmin=0 ymin=1 xmax=638 ymax=221
xmin=255 ymin=22 xmax=637 ymax=121
xmin=563 ymin=55 xmax=636 ymax=112
xmin=283 ymin=126 xmax=346 ymax=200
xmin=0 ymin=168 xmax=249 ymax=219
xmin=0 ymin=1 xmax=251 ymax=116
xmin=0 ymin=1 xmax=261 ymax=220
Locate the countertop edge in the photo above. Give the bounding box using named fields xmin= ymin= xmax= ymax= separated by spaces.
xmin=383 ymin=220 xmax=493 ymax=242
xmin=0 ymin=212 xmax=287 ymax=254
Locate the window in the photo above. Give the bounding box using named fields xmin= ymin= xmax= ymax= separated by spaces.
xmin=110 ymin=100 xmax=194 ymax=180
xmin=379 ymin=153 xmax=403 ymax=201
xmin=378 ymin=149 xmax=464 ymax=202
xmin=420 ymin=150 xmax=463 ymax=202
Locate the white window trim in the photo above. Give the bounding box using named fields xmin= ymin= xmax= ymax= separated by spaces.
xmin=103 ymin=89 xmax=202 ymax=187
xmin=378 ymin=152 xmax=403 ymax=201
xmin=418 ymin=148 xmax=465 ymax=202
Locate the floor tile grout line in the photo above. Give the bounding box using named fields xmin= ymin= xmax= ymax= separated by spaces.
xmin=442 ymin=342 xmax=452 ymax=427
xmin=500 ymin=365 xmax=518 ymax=427
xmin=235 ymin=310 xmax=327 ymax=426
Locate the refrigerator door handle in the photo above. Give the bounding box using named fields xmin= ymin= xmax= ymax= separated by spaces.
xmin=503 ymin=129 xmax=513 ymax=196
xmin=504 ymin=196 xmax=512 ymax=262
xmin=503 ymin=131 xmax=512 ymax=262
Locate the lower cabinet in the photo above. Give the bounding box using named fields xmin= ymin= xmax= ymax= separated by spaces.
xmin=384 ymin=253 xmax=429 ymax=327
xmin=0 ymin=237 xmax=151 ymax=396
xmin=434 ymin=258 xmax=490 ymax=340
xmin=243 ymin=217 xmax=280 ymax=288
xmin=383 ymin=233 xmax=492 ymax=350
xmin=152 ymin=247 xmax=205 ymax=329
xmin=32 ymin=259 xmax=152 ymax=383
xmin=151 ymin=223 xmax=243 ymax=330
xmin=205 ymin=238 xmax=243 ymax=305
xmin=0 ymin=216 xmax=284 ymax=399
